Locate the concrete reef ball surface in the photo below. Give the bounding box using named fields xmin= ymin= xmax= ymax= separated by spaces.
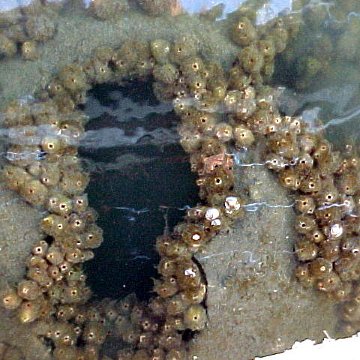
xmin=0 ymin=2 xmax=343 ymax=360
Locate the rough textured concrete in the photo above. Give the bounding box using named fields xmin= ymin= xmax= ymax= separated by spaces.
xmin=0 ymin=184 xmax=43 ymax=286
xmin=0 ymin=184 xmax=48 ymax=359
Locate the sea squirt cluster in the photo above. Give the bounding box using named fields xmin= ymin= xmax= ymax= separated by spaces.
xmin=0 ymin=7 xmax=300 ymax=356
xmin=264 ymin=128 xmax=360 ymax=333
xmin=0 ymin=35 xmax=237 ymax=359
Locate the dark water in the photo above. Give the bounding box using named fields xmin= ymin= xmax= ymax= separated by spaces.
xmin=80 ymin=81 xmax=199 ymax=300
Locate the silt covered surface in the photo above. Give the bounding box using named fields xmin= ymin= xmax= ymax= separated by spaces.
xmin=0 ymin=2 xmax=344 ymax=359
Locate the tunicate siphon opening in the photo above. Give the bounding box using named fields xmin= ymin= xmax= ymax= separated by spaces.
xmin=80 ymin=80 xmax=199 ymax=300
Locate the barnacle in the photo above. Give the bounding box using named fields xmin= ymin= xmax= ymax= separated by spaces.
xmin=295 ymin=238 xmax=318 ymax=261
xmin=82 ymin=321 xmax=106 ymax=345
xmin=153 ymin=63 xmax=179 ymax=84
xmin=21 ymin=41 xmax=38 ymax=61
xmin=1 ymin=288 xmax=22 ymax=310
xmin=150 ymin=39 xmax=171 ymax=64
xmin=183 ymin=304 xmax=207 ymax=331
xmin=316 ymin=272 xmax=342 ymax=293
xmin=170 ymin=37 xmax=197 ymax=64
xmin=18 ymin=300 xmax=41 ymax=323
xmin=154 ymin=278 xmax=179 ymax=299
xmin=214 ymin=122 xmax=233 ymax=143
xmin=41 ymin=215 xmax=67 ymax=237
xmin=320 ymin=240 xmax=340 ymax=262
xmin=295 ymin=264 xmax=314 ymax=288
xmin=278 ymin=169 xmax=301 ymax=190
xmin=0 ymin=33 xmax=17 ymax=58
xmin=294 ymin=215 xmax=317 ymax=234
xmin=295 ymin=195 xmax=316 ymax=214
xmin=81 ymin=224 xmax=104 ymax=249
xmin=308 ymin=258 xmax=333 ymax=279
xmin=46 ymin=244 xmax=65 ymax=265
xmin=238 ymin=45 xmax=264 ymax=74
xmin=178 ymin=223 xmax=208 ymax=250
xmin=17 ymin=280 xmax=41 ymax=301
xmin=47 ymin=193 xmax=73 ymax=215
xmin=2 ymin=165 xmax=32 ymax=191
xmin=231 ymin=17 xmax=257 ymax=47
xmin=223 ymin=196 xmax=245 ymax=219
xmin=60 ymin=171 xmax=90 ymax=196
xmin=157 ymin=258 xmax=177 ymax=277
xmin=20 ymin=179 xmax=49 ymax=206
xmin=57 ymin=64 xmax=89 ymax=95
xmin=175 ymin=260 xmax=202 ymax=290
xmin=257 ymin=38 xmax=276 ymax=62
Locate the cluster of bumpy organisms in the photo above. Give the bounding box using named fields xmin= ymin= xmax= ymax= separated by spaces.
xmin=263 ymin=118 xmax=360 ymax=334
xmin=1 ymin=0 xmax=360 ymax=358
xmin=0 ymin=0 xmax=61 ymax=62
xmin=0 ymin=5 xmax=303 ymax=356
xmin=277 ymin=0 xmax=360 ymax=90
